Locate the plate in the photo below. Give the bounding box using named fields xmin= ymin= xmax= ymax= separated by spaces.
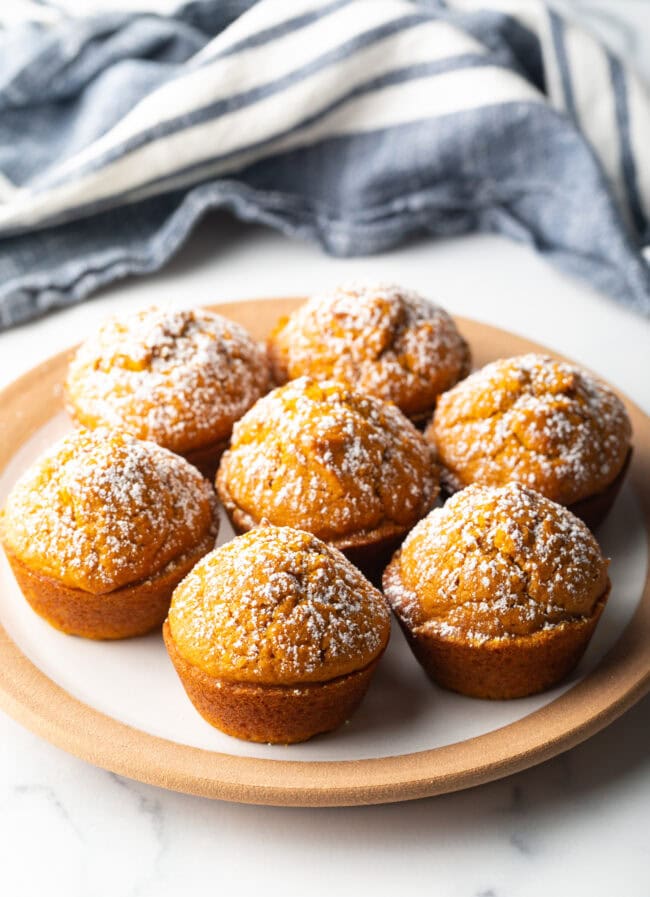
xmin=0 ymin=298 xmax=649 ymax=807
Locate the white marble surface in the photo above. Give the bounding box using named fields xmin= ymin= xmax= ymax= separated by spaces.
xmin=1 ymin=214 xmax=649 ymax=896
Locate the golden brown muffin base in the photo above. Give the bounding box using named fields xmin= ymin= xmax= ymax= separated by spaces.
xmin=183 ymin=436 xmax=230 ymax=480
xmin=163 ymin=621 xmax=381 ymax=744
xmin=568 ymin=447 xmax=632 ymax=529
xmin=216 ymin=472 xmax=408 ymax=587
xmin=4 ymin=533 xmax=216 ymax=640
xmin=384 ymin=560 xmax=610 ymax=699
xmin=339 ymin=533 xmax=407 ymax=588
xmin=410 ymin=409 xmax=436 ymax=430
xmin=438 ymin=448 xmax=632 ymax=531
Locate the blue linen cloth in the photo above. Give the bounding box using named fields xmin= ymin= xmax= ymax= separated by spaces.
xmin=1 ymin=0 xmax=649 ymax=329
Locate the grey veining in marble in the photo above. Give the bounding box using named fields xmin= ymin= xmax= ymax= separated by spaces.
xmin=1 ymin=691 xmax=649 ymax=897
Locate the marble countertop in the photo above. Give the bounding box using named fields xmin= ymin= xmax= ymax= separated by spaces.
xmin=1 ymin=213 xmax=649 ymax=896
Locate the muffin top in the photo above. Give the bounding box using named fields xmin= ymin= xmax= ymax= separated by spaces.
xmin=268 ymin=284 xmax=470 ymax=418
xmin=168 ymin=525 xmax=391 ymax=685
xmin=384 ymin=482 xmax=609 ymax=643
xmin=217 ymin=377 xmax=439 ymax=544
xmin=428 ymin=353 xmax=631 ymax=504
xmin=65 ymin=307 xmax=270 ymax=453
xmin=0 ymin=429 xmax=218 ymax=594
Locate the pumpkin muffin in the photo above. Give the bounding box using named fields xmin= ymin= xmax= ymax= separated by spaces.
xmin=0 ymin=428 xmax=219 ymax=639
xmin=216 ymin=377 xmax=439 ymax=581
xmin=268 ymin=284 xmax=470 ymax=422
xmin=164 ymin=525 xmax=391 ymax=743
xmin=383 ymin=482 xmax=610 ymax=699
xmin=65 ymin=306 xmax=270 ymax=475
xmin=427 ymin=353 xmax=632 ymax=527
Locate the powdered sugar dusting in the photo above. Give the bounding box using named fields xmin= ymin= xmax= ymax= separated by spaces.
xmin=430 ymin=353 xmax=631 ymax=504
xmin=1 ymin=428 xmax=218 ymax=594
xmin=385 ymin=482 xmax=609 ymax=643
xmin=168 ymin=525 xmax=390 ymax=684
xmin=269 ymin=283 xmax=470 ymax=417
xmin=65 ymin=307 xmax=269 ymax=453
xmin=217 ymin=377 xmax=438 ymax=542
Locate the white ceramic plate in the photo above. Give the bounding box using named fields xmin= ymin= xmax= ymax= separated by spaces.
xmin=0 ymin=301 xmax=648 ymax=805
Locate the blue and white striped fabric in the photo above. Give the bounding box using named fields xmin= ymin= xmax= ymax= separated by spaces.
xmin=1 ymin=0 xmax=649 ymax=328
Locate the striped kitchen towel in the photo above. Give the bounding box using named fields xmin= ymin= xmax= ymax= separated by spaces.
xmin=1 ymin=0 xmax=649 ymax=329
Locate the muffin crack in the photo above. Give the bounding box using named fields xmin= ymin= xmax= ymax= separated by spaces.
xmin=429 ymin=354 xmax=631 ymax=505
xmin=65 ymin=306 xmax=270 ymax=454
xmin=218 ymin=376 xmax=438 ymax=543
xmin=268 ymin=284 xmax=470 ymax=419
xmin=168 ymin=526 xmax=391 ymax=684
xmin=391 ymin=482 xmax=609 ymax=642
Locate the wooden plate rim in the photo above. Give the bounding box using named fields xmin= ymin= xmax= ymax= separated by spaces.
xmin=0 ymin=298 xmax=649 ymax=807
